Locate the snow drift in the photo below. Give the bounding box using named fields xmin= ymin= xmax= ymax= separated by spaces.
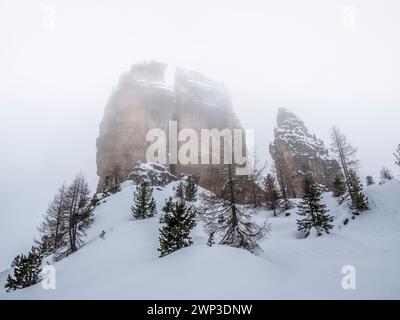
xmin=1 ymin=180 xmax=400 ymax=299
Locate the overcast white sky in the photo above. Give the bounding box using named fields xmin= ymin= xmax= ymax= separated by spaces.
xmin=1 ymin=0 xmax=399 ymax=270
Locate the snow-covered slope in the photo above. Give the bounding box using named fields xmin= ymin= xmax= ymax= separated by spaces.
xmin=1 ymin=180 xmax=400 ymax=299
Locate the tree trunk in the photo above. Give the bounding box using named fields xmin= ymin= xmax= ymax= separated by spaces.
xmin=54 ymin=184 xmax=65 ymax=251
xmin=228 ymin=164 xmax=238 ymax=229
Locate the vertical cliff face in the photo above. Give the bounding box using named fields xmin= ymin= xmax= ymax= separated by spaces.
xmin=96 ymin=61 xmax=175 ymax=191
xmin=269 ymin=108 xmax=341 ymax=198
xmin=96 ymin=61 xmax=244 ymax=193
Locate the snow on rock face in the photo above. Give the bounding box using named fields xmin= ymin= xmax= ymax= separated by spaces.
xmin=275 ymin=108 xmax=330 ymax=160
xmin=1 ymin=180 xmax=400 ymax=299
xmin=128 ymin=161 xmax=177 ymax=186
xmin=270 ymin=108 xmax=342 ymax=198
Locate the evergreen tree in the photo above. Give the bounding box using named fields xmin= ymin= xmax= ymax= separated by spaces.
xmin=395 ymin=144 xmax=400 ymax=168
xmin=366 ymin=175 xmax=375 ymax=186
xmin=173 ymin=177 xmax=198 ymax=203
xmin=264 ymin=173 xmax=280 ymax=216
xmin=35 ymin=234 xmax=53 ymax=257
xmin=80 ymin=204 xmax=95 ymax=229
xmin=199 ymin=164 xmax=270 ymax=254
xmin=274 ymin=161 xmax=292 ymax=209
xmin=4 ymin=246 xmax=43 ymax=292
xmin=348 ymin=169 xmax=369 ymax=217
xmin=175 ymin=182 xmax=185 ymax=203
xmin=90 ymin=194 xmax=99 ymax=208
xmin=207 ymin=232 xmax=215 ymax=247
xmin=185 ymin=176 xmax=198 ymax=202
xmin=296 ymin=173 xmax=334 ymax=238
xmin=159 ymin=196 xmax=173 ymax=224
xmin=158 ymin=199 xmax=196 ymax=257
xmin=131 ymin=182 xmax=157 ymax=219
xmin=332 ymin=173 xmax=347 ymax=202
xmin=380 ymin=166 xmax=394 ymax=181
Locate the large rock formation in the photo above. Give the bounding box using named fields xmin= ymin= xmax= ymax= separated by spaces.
xmin=96 ymin=61 xmax=244 ymax=194
xmin=269 ymin=108 xmax=341 ymax=198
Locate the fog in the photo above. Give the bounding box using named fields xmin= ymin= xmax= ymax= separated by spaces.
xmin=1 ymin=0 xmax=399 ymax=270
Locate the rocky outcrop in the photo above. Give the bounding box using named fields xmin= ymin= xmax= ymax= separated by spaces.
xmin=128 ymin=162 xmax=177 ymax=186
xmin=96 ymin=61 xmax=244 ymax=194
xmin=269 ymin=108 xmax=341 ymax=198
